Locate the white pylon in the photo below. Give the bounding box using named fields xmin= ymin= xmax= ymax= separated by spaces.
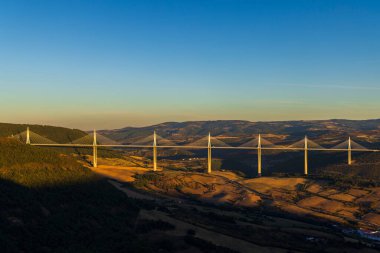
xmin=153 ymin=131 xmax=157 ymax=171
xmin=257 ymin=134 xmax=262 ymax=177
xmin=93 ymin=129 xmax=98 ymax=168
xmin=304 ymin=136 xmax=308 ymax=175
xmin=26 ymin=127 xmax=31 ymax=144
xmin=348 ymin=136 xmax=352 ymax=165
xmin=207 ymin=132 xmax=212 ymax=174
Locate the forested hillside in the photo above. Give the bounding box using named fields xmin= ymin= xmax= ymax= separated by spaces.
xmin=0 ymin=122 xmax=86 ymax=143
xmin=317 ymin=152 xmax=380 ymax=186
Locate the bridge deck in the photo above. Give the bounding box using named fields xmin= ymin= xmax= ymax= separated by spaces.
xmin=30 ymin=144 xmax=380 ymax=152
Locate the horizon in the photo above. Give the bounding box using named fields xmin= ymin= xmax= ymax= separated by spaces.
xmin=3 ymin=117 xmax=380 ymax=131
xmin=1 ymin=0 xmax=380 ymax=129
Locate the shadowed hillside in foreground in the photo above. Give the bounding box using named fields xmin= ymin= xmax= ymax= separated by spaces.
xmin=0 ymin=139 xmax=148 ymax=252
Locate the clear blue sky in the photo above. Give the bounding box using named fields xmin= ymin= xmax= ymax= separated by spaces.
xmin=0 ymin=0 xmax=379 ymax=129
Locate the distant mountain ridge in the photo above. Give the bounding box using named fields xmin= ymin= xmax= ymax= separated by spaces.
xmin=99 ymin=119 xmax=380 ymax=146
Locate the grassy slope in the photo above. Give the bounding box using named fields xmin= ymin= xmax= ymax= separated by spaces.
xmin=0 ymin=139 xmax=150 ymax=253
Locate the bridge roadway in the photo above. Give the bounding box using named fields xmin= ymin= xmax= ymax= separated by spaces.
xmin=31 ymin=143 xmax=380 ymax=152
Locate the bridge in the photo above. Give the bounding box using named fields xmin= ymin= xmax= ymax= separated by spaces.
xmin=11 ymin=127 xmax=380 ymax=176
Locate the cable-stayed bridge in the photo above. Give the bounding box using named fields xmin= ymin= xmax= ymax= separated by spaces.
xmin=11 ymin=127 xmax=380 ymax=176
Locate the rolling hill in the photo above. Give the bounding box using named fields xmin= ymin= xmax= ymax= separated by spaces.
xmin=99 ymin=119 xmax=380 ymax=147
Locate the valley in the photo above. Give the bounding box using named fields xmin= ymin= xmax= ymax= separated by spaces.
xmin=90 ymin=155 xmax=380 ymax=252
xmin=1 ymin=120 xmax=380 ymax=252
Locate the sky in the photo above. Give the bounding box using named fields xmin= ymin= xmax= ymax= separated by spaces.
xmin=0 ymin=0 xmax=379 ymax=130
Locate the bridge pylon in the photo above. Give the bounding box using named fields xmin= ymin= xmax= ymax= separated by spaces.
xmin=153 ymin=131 xmax=157 ymax=171
xmin=257 ymin=134 xmax=262 ymax=177
xmin=93 ymin=130 xmax=98 ymax=168
xmin=207 ymin=133 xmax=212 ymax=174
xmin=304 ymin=136 xmax=308 ymax=176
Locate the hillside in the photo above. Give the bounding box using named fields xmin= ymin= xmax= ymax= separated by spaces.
xmin=91 ymin=159 xmax=380 ymax=252
xmin=131 ymin=170 xmax=380 ymax=230
xmin=0 ymin=139 xmax=150 ymax=252
xmin=0 ymin=122 xmax=87 ymax=143
xmin=99 ymin=119 xmax=380 ymax=146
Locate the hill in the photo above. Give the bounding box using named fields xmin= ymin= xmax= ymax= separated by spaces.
xmin=0 ymin=122 xmax=87 ymax=143
xmin=99 ymin=119 xmax=380 ymax=147
xmin=0 ymin=138 xmax=150 ymax=252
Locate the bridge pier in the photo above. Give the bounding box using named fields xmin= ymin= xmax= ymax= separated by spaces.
xmin=304 ymin=136 xmax=308 ymax=176
xmin=257 ymin=134 xmax=262 ymax=177
xmin=207 ymin=133 xmax=212 ymax=174
xmin=153 ymin=131 xmax=157 ymax=171
xmin=26 ymin=127 xmax=31 ymax=144
xmin=93 ymin=130 xmax=98 ymax=168
xmin=348 ymin=137 xmax=352 ymax=165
